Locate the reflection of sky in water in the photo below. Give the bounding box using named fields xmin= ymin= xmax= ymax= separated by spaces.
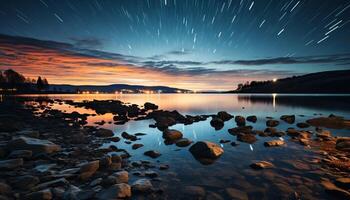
xmin=25 ymin=94 xmax=350 ymax=198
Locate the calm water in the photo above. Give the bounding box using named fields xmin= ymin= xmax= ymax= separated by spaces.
xmin=14 ymin=94 xmax=350 ymax=199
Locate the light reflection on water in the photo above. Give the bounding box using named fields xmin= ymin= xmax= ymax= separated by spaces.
xmin=19 ymin=93 xmax=350 ymax=199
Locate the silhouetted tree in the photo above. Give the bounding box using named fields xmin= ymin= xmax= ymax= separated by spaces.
xmin=42 ymin=78 xmax=49 ymax=90
xmin=37 ymin=76 xmax=44 ymax=91
xmin=0 ymin=71 xmax=4 ymax=83
xmin=3 ymin=69 xmax=26 ymax=88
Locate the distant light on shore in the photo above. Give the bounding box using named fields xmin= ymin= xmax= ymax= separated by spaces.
xmin=273 ymin=78 xmax=277 ymax=82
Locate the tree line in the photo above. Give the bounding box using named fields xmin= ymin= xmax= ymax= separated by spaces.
xmin=0 ymin=69 xmax=49 ymax=93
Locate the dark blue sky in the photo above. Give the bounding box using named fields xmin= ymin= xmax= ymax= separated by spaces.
xmin=0 ymin=0 xmax=350 ymax=90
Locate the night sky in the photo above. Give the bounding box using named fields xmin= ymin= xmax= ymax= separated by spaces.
xmin=0 ymin=0 xmax=350 ymax=91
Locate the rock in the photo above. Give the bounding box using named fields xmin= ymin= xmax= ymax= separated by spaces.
xmin=0 ymin=182 xmax=11 ymax=195
xmin=235 ymin=116 xmax=246 ymax=126
xmin=0 ymin=158 xmax=23 ymax=170
xmin=26 ymin=189 xmax=52 ymax=200
xmin=264 ymin=140 xmax=285 ymax=147
xmin=11 ymin=175 xmax=40 ymax=190
xmin=280 ymin=115 xmax=295 ymax=124
xmin=96 ymin=128 xmax=114 ymax=137
xmin=79 ymin=161 xmax=99 ymax=180
xmin=299 ymin=138 xmax=310 ymax=146
xmin=163 ymin=129 xmax=183 ymax=141
xmin=237 ymin=133 xmax=257 ymax=144
xmin=132 ymin=143 xmax=144 ymax=150
xmin=228 ymin=126 xmax=253 ymax=135
xmin=225 ymin=187 xmax=248 ymax=200
xmin=210 ymin=117 xmax=224 ymax=130
xmin=266 ymin=120 xmax=279 ymax=127
xmin=176 ymin=138 xmax=192 ymax=147
xmin=189 ymin=141 xmax=224 ymax=164
xmin=206 ymin=191 xmax=224 ymax=200
xmin=296 ymin=122 xmax=310 ymax=128
xmin=286 ymin=128 xmax=299 ymax=137
xmin=335 ymin=178 xmax=350 ymax=190
xmin=145 ymin=170 xmax=158 ymax=178
xmin=336 ymin=138 xmax=350 ymax=152
xmin=217 ymin=111 xmax=232 ymax=121
xmin=121 ymin=132 xmax=137 ymax=141
xmin=250 ymin=161 xmax=275 ymax=169
xmin=316 ymin=130 xmax=331 ymax=138
xmin=246 ymin=115 xmax=257 ymax=123
xmin=321 ymin=180 xmax=350 ymax=199
xmin=307 ymin=115 xmax=350 ymax=129
xmin=144 ymin=102 xmax=158 ymax=110
xmin=33 ymin=178 xmax=68 ymax=191
xmin=96 ymin=183 xmax=131 ymax=199
xmin=159 ymin=164 xmax=169 ymax=170
xmin=131 ymin=179 xmax=153 ymax=193
xmin=90 ymin=178 xmax=103 ymax=187
xmin=8 ymin=150 xmax=32 ymax=159
xmin=113 ymin=171 xmax=129 ymax=184
xmin=183 ymin=186 xmax=206 ymax=198
xmin=110 ymin=137 xmax=120 ymax=142
xmin=99 ymin=156 xmax=112 ymax=168
xmin=7 ymin=136 xmax=61 ymax=154
xmin=219 ymin=139 xmax=230 ymax=144
xmin=144 ymin=150 xmax=161 ymax=158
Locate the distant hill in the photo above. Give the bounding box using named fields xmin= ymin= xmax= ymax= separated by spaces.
xmin=49 ymin=84 xmax=191 ymax=93
xmin=228 ymin=70 xmax=350 ymax=93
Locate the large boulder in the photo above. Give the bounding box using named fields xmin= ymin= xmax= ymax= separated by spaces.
xmin=163 ymin=129 xmax=183 ymax=141
xmin=7 ymin=136 xmax=61 ymax=154
xmin=189 ymin=141 xmax=224 ymax=165
xmin=131 ymin=179 xmax=153 ymax=193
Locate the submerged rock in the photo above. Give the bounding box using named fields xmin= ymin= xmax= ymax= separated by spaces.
xmin=96 ymin=183 xmax=131 ymax=199
xmin=264 ymin=140 xmax=285 ymax=147
xmin=163 ymin=129 xmax=183 ymax=141
xmin=296 ymin=122 xmax=310 ymax=128
xmin=280 ymin=115 xmax=295 ymax=124
xmin=250 ymin=161 xmax=275 ymax=169
xmin=237 ymin=133 xmax=257 ymax=144
xmin=321 ymin=180 xmax=350 ymax=199
xmin=144 ymin=150 xmax=161 ymax=158
xmin=266 ymin=120 xmax=279 ymax=127
xmin=132 ymin=143 xmax=144 ymax=150
xmin=183 ymin=186 xmax=206 ymax=199
xmin=175 ymin=138 xmax=192 ymax=147
xmin=95 ymin=128 xmax=114 ymax=137
xmin=7 ymin=136 xmax=61 ymax=154
xmin=131 ymin=179 xmax=153 ymax=193
xmin=225 ymin=187 xmax=248 ymax=200
xmin=189 ymin=141 xmax=224 ymax=165
xmin=307 ymin=115 xmax=350 ymax=129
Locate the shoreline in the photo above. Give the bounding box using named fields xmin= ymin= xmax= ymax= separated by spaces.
xmin=0 ymin=98 xmax=349 ymax=199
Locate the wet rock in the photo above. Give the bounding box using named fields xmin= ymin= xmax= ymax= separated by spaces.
xmin=132 ymin=143 xmax=144 ymax=150
xmin=335 ymin=178 xmax=350 ymax=190
xmin=26 ymin=189 xmax=52 ymax=200
xmin=33 ymin=178 xmax=68 ymax=191
xmin=0 ymin=158 xmax=23 ymax=170
xmin=250 ymin=161 xmax=275 ymax=169
xmin=286 ymin=128 xmax=299 ymax=137
xmin=90 ymin=178 xmax=103 ymax=187
xmin=113 ymin=171 xmax=129 ymax=184
xmin=206 ymin=191 xmax=224 ymax=200
xmin=219 ymin=139 xmax=230 ymax=144
xmin=144 ymin=102 xmax=158 ymax=110
xmin=79 ymin=161 xmax=99 ymax=180
xmin=225 ymin=187 xmax=248 ymax=200
xmin=217 ymin=111 xmax=233 ymax=121
xmin=96 ymin=183 xmax=131 ymax=199
xmin=163 ymin=129 xmax=183 ymax=141
xmin=321 ymin=180 xmax=350 ymax=199
xmin=299 ymin=138 xmax=310 ymax=146
xmin=11 ymin=175 xmax=40 ymax=190
xmin=110 ymin=137 xmax=120 ymax=142
xmin=266 ymin=120 xmax=279 ymax=127
xmin=99 ymin=156 xmax=112 ymax=168
xmin=159 ymin=164 xmax=169 ymax=170
xmin=96 ymin=128 xmax=114 ymax=137
xmin=176 ymin=138 xmax=192 ymax=147
xmin=246 ymin=115 xmax=257 ymax=123
xmin=144 ymin=150 xmax=161 ymax=158
xmin=336 ymin=138 xmax=350 ymax=152
xmin=183 ymin=186 xmax=206 ymax=199
xmin=307 ymin=115 xmax=350 ymax=129
xmin=145 ymin=170 xmax=158 ymax=178
xmin=280 ymin=115 xmax=295 ymax=124
xmin=235 ymin=116 xmax=246 ymax=126
xmin=296 ymin=122 xmax=310 ymax=128
xmin=237 ymin=133 xmax=257 ymax=144
xmin=121 ymin=132 xmax=137 ymax=141
xmin=228 ymin=126 xmax=253 ymax=135
xmin=189 ymin=141 xmax=224 ymax=164
xmin=8 ymin=150 xmax=32 ymax=159
xmin=316 ymin=130 xmax=331 ymax=138
xmin=7 ymin=136 xmax=61 ymax=154
xmin=0 ymin=182 xmax=11 ymax=195
xmin=264 ymin=140 xmax=285 ymax=147
xmin=210 ymin=117 xmax=224 ymax=130
xmin=131 ymin=179 xmax=153 ymax=193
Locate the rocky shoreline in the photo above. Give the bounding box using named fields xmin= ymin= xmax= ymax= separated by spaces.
xmin=0 ymin=97 xmax=349 ymax=199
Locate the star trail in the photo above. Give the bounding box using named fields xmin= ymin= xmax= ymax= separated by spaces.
xmin=0 ymin=0 xmax=350 ymax=90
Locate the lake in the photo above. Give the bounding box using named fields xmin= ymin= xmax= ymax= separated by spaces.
xmin=12 ymin=93 xmax=350 ymax=199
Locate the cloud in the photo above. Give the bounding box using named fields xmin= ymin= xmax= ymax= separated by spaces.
xmin=0 ymin=33 xmax=313 ymax=90
xmin=70 ymin=37 xmax=103 ymax=49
